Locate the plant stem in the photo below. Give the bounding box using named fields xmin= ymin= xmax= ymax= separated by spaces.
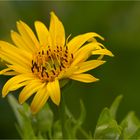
xmin=79 ymin=127 xmax=91 ymax=139
xmin=59 ymin=93 xmax=67 ymax=138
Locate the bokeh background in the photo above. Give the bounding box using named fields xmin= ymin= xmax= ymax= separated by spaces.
xmin=0 ymin=1 xmax=140 ymax=138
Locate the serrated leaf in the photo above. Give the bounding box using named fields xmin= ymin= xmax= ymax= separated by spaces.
xmin=94 ymin=108 xmax=121 ymax=139
xmin=110 ymin=95 xmax=123 ymax=119
xmin=120 ymin=111 xmax=140 ymax=139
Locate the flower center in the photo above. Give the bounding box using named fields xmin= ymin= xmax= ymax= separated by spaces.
xmin=31 ymin=45 xmax=74 ymax=82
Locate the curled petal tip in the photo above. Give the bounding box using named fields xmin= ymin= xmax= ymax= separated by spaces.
xmin=111 ymin=53 xmax=115 ymax=57
xmin=11 ymin=30 xmax=14 ymax=33
xmin=34 ymin=20 xmax=40 ymax=25
xmin=18 ymin=98 xmax=24 ymax=104
xmin=2 ymin=94 xmax=6 ymax=98
xmin=56 ymin=101 xmax=60 ymax=106
xmin=19 ymin=20 xmax=23 ymax=23
xmin=2 ymin=91 xmax=8 ymax=98
xmin=16 ymin=21 xmax=19 ymax=24
xmin=53 ymin=99 xmax=60 ymax=106
xmin=50 ymin=11 xmax=56 ymax=17
xmin=109 ymin=51 xmax=114 ymax=57
xmin=96 ymin=78 xmax=100 ymax=82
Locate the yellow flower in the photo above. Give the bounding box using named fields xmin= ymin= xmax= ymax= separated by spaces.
xmin=0 ymin=12 xmax=113 ymax=114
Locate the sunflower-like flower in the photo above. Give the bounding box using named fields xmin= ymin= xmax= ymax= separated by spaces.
xmin=0 ymin=12 xmax=113 ymax=114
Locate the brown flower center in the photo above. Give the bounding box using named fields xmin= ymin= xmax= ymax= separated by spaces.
xmin=31 ymin=45 xmax=74 ymax=82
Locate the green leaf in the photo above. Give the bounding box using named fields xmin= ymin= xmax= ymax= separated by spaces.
xmin=130 ymin=128 xmax=140 ymax=138
xmin=34 ymin=104 xmax=54 ymax=134
xmin=110 ymin=95 xmax=123 ymax=119
xmin=64 ymin=118 xmax=74 ymax=138
xmin=8 ymin=95 xmax=36 ymax=139
xmin=65 ymin=105 xmax=76 ymax=123
xmin=52 ymin=120 xmax=62 ymax=139
xmin=77 ymin=100 xmax=86 ymax=126
xmin=64 ymin=106 xmax=77 ymax=138
xmin=94 ymin=108 xmax=121 ymax=139
xmin=120 ymin=111 xmax=140 ymax=139
xmin=72 ymin=100 xmax=86 ymax=137
xmin=65 ymin=101 xmax=90 ymax=139
xmin=8 ymin=94 xmax=24 ymax=128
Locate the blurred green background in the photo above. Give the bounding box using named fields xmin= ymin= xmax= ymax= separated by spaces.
xmin=0 ymin=1 xmax=140 ymax=138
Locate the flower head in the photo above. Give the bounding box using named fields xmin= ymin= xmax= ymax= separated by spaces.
xmin=0 ymin=12 xmax=113 ymax=114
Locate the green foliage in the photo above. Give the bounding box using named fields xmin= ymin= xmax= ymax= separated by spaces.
xmin=8 ymin=95 xmax=36 ymax=139
xmin=120 ymin=112 xmax=140 ymax=139
xmin=32 ymin=104 xmax=54 ymax=138
xmin=94 ymin=108 xmax=121 ymax=139
xmin=8 ymin=94 xmax=88 ymax=139
xmin=93 ymin=95 xmax=123 ymax=139
xmin=94 ymin=95 xmax=140 ymax=139
xmin=8 ymin=94 xmax=140 ymax=139
xmin=110 ymin=95 xmax=123 ymax=119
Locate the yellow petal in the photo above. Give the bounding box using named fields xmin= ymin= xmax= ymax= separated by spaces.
xmin=11 ymin=31 xmax=33 ymax=52
xmin=19 ymin=79 xmax=44 ymax=104
xmin=0 ymin=52 xmax=28 ymax=68
xmin=35 ymin=21 xmax=52 ymax=47
xmin=47 ymin=79 xmax=60 ymax=105
xmin=58 ymin=66 xmax=78 ymax=79
xmin=71 ymin=42 xmax=101 ymax=66
xmin=1 ymin=71 xmax=18 ymax=75
xmin=0 ymin=40 xmax=32 ymax=59
xmin=49 ymin=12 xmax=65 ymax=47
xmin=74 ymin=60 xmax=106 ymax=74
xmin=68 ymin=32 xmax=104 ymax=53
xmin=70 ymin=73 xmax=99 ymax=83
xmin=8 ymin=64 xmax=31 ymax=74
xmin=0 ymin=41 xmax=32 ymax=67
xmin=17 ymin=21 xmax=39 ymax=51
xmin=31 ymin=84 xmax=49 ymax=114
xmin=92 ymin=49 xmax=114 ymax=57
xmin=9 ymin=81 xmax=29 ymax=91
xmin=0 ymin=67 xmax=13 ymax=75
xmin=2 ymin=74 xmax=35 ymax=97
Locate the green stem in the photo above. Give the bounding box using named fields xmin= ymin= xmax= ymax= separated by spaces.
xmin=59 ymin=93 xmax=67 ymax=138
xmin=79 ymin=127 xmax=91 ymax=139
